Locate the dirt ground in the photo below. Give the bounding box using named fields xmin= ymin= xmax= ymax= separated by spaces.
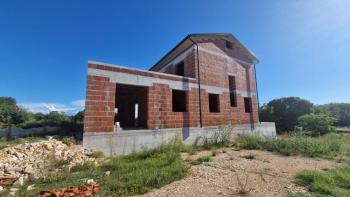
xmin=137 ymin=148 xmax=340 ymax=197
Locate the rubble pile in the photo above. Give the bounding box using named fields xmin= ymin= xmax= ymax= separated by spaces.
xmin=0 ymin=138 xmax=93 ymax=185
xmin=36 ymin=183 xmax=100 ymax=197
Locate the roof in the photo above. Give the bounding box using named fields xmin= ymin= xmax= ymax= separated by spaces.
xmin=149 ymin=33 xmax=259 ymax=71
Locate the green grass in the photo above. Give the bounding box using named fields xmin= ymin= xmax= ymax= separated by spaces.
xmin=16 ymin=144 xmax=189 ymax=196
xmin=286 ymin=192 xmax=312 ymax=197
xmin=0 ymin=136 xmax=45 ymax=149
xmin=190 ymin=155 xmax=213 ymax=165
xmin=295 ymin=168 xmax=350 ymax=197
xmin=197 ymin=155 xmax=213 ymax=163
xmin=236 ymin=133 xmax=350 ymax=158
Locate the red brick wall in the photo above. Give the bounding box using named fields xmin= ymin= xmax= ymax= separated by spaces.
xmin=84 ymin=38 xmax=260 ymax=132
xmin=195 ymin=40 xmax=259 ymax=125
xmin=157 ymin=49 xmax=197 ymax=78
xmin=84 ymin=76 xmax=116 ymax=132
xmin=147 ymin=84 xmax=200 ymax=129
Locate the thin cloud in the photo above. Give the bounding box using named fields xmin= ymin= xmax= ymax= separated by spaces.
xmin=20 ymin=99 xmax=85 ymax=115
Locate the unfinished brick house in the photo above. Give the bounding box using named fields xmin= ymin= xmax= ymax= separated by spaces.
xmin=83 ymin=33 xmax=275 ymax=155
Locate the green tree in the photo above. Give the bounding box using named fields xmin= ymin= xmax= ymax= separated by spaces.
xmin=298 ymin=113 xmax=336 ymax=136
xmin=259 ymin=97 xmax=314 ymax=133
xmin=73 ymin=110 xmax=84 ymax=124
xmin=315 ymin=103 xmax=350 ymax=127
xmin=0 ymin=97 xmax=23 ymax=139
xmin=45 ymin=111 xmax=71 ymax=123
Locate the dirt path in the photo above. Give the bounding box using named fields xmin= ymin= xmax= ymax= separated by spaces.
xmin=137 ymin=148 xmax=340 ymax=197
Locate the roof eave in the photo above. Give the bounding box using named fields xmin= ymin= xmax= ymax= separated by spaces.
xmin=150 ymin=33 xmax=259 ymax=70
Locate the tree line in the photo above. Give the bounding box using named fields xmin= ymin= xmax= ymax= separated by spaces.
xmin=0 ymin=97 xmax=84 ymax=131
xmin=260 ymin=97 xmax=350 ymax=135
xmin=1 ymin=96 xmax=349 ymax=137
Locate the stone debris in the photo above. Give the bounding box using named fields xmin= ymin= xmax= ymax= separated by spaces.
xmin=9 ymin=188 xmax=18 ymax=196
xmin=36 ymin=183 xmax=99 ymax=197
xmin=105 ymin=171 xmax=111 ymax=176
xmin=27 ymin=184 xmax=35 ymax=191
xmin=0 ymin=138 xmax=94 ymax=187
xmin=86 ymin=179 xmax=95 ymax=184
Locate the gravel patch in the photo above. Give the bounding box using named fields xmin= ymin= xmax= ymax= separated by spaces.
xmin=137 ymin=148 xmax=339 ymax=197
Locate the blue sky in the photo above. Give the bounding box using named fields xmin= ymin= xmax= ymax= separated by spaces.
xmin=0 ymin=0 xmax=349 ymax=114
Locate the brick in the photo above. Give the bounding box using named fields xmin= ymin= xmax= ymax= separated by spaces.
xmin=84 ymin=36 xmax=260 ymax=132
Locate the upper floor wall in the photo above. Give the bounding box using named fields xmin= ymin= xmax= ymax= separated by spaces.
xmin=151 ymin=37 xmax=257 ymax=95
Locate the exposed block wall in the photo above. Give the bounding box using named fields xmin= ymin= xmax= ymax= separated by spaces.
xmin=84 ymin=37 xmax=260 ymax=133
xmin=84 ymin=76 xmax=116 ymax=132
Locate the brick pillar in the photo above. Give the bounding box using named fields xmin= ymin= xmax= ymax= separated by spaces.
xmin=147 ymin=83 xmax=170 ymax=129
xmin=84 ymin=75 xmax=116 ymax=132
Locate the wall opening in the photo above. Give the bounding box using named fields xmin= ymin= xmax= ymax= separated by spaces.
xmin=244 ymin=97 xmax=252 ymax=113
xmin=208 ymin=93 xmax=220 ymax=112
xmin=175 ymin=61 xmax=185 ymax=76
xmin=115 ymin=84 xmax=148 ymax=129
xmin=228 ymin=75 xmax=237 ymax=107
xmin=225 ymin=40 xmax=233 ymax=49
xmin=172 ymin=90 xmax=187 ymax=112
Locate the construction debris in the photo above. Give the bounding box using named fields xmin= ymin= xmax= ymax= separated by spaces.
xmin=36 ymin=183 xmax=100 ymax=197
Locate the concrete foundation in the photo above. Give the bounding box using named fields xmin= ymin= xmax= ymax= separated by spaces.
xmin=83 ymin=122 xmax=276 ymax=156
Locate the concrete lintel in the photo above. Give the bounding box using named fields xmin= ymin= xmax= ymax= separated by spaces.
xmin=88 ymin=68 xmax=256 ymax=97
xmin=88 ymin=60 xmax=196 ymax=81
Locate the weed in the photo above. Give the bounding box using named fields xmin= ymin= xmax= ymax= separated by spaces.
xmin=178 ymin=145 xmax=199 ymax=155
xmin=190 ymin=160 xmax=201 ymax=165
xmin=295 ymin=168 xmax=350 ymax=196
xmin=236 ymin=171 xmax=253 ymax=196
xmin=236 ymin=133 xmax=344 ymax=158
xmin=240 ymin=154 xmax=256 ymax=160
xmin=196 ymin=155 xmax=213 ymax=163
xmin=16 ymin=143 xmax=188 ymax=196
xmin=90 ymin=151 xmax=104 ymax=158
xmin=202 ymin=124 xmax=234 ymax=149
xmin=61 ymin=136 xmax=76 ymax=146
xmin=286 ymin=192 xmax=312 ymax=197
xmin=46 ymin=154 xmax=72 ymax=169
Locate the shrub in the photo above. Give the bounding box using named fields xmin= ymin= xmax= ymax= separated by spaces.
xmin=295 ymin=168 xmax=350 ymax=196
xmin=196 ymin=155 xmax=213 ymax=163
xmin=298 ymin=113 xmax=336 ymax=136
xmin=61 ymin=136 xmax=76 ymax=146
xmin=90 ymin=151 xmax=104 ymax=158
xmin=315 ymin=103 xmax=350 ymax=127
xmin=259 ymin=97 xmax=314 ymax=133
xmin=202 ymin=124 xmax=233 ymax=149
xmin=236 ymin=133 xmax=342 ymax=158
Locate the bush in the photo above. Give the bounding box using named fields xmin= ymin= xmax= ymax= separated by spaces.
xmin=236 ymin=133 xmax=342 ymax=158
xmin=298 ymin=113 xmax=336 ymax=136
xmin=315 ymin=103 xmax=350 ymax=127
xmin=90 ymin=151 xmax=104 ymax=158
xmin=259 ymin=97 xmax=314 ymax=133
xmin=202 ymin=124 xmax=233 ymax=149
xmin=61 ymin=136 xmax=76 ymax=146
xmin=196 ymin=155 xmax=213 ymax=163
xmin=295 ymin=168 xmax=350 ymax=196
